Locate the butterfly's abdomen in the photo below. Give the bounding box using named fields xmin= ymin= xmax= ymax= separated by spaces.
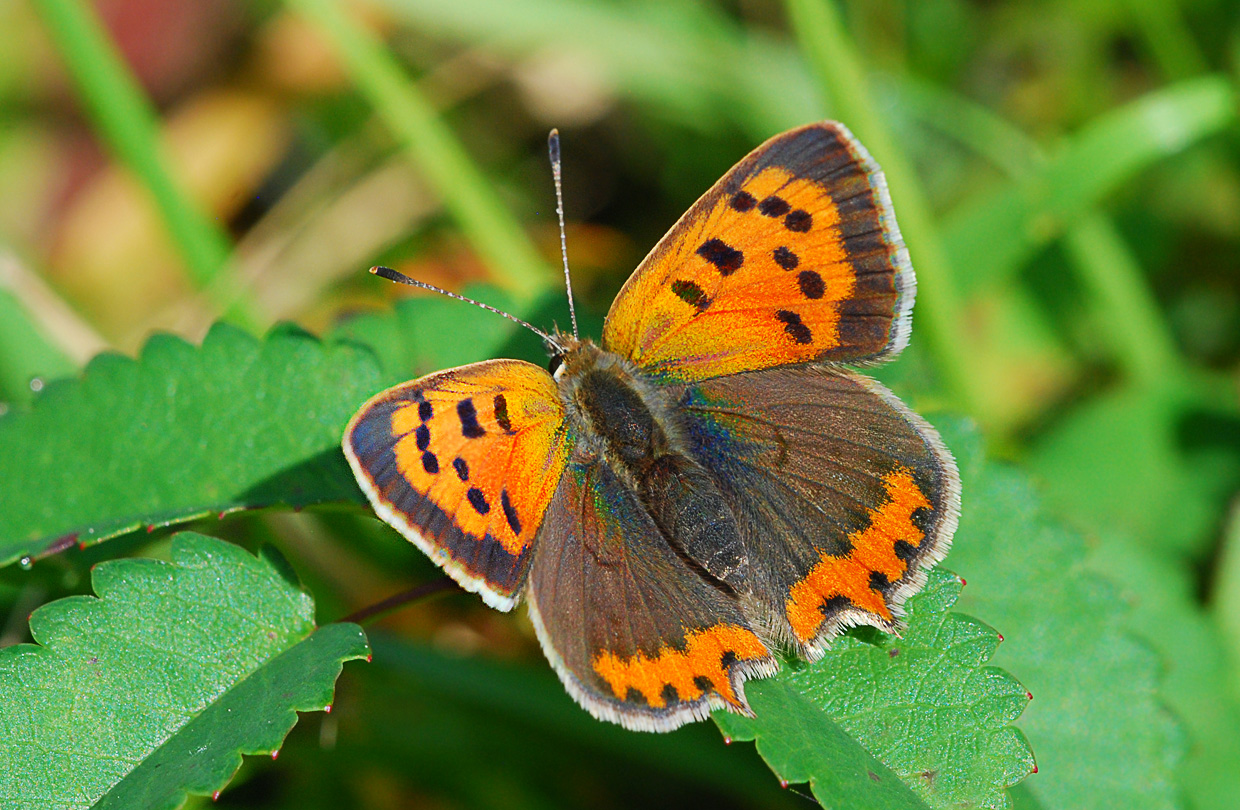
xmin=640 ymin=455 xmax=748 ymax=589
xmin=562 ymin=344 xmax=748 ymax=589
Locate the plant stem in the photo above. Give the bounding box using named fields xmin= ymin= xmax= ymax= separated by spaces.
xmin=287 ymin=0 xmax=552 ymax=301
xmin=785 ymin=0 xmax=980 ymax=413
xmin=340 ymin=577 xmax=459 ymax=625
xmin=1062 ymin=213 xmax=1187 ymax=390
xmin=1213 ymin=502 xmax=1240 ymax=697
xmin=29 ymin=0 xmax=253 ymax=325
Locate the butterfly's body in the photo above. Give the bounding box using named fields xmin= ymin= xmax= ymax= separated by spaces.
xmin=345 ymin=122 xmax=961 ymax=732
xmin=553 ymin=336 xmax=751 ymax=591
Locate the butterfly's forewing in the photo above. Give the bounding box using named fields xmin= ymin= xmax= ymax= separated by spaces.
xmin=603 ymin=122 xmax=912 ymax=382
xmin=525 ymin=457 xmax=777 ymax=732
xmin=671 ymin=366 xmax=959 ymax=656
xmin=344 ymin=360 xmax=572 ymax=610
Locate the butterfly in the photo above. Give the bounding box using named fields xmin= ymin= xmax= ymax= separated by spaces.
xmin=343 ymin=122 xmax=960 ymax=732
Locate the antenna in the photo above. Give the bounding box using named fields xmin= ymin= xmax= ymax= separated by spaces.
xmin=548 ymin=129 xmax=579 ymax=339
xmin=370 ymin=266 xmax=554 ymax=344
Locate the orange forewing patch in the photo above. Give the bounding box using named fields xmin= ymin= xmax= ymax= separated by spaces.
xmin=591 ymin=625 xmax=770 ymax=709
xmin=786 ymin=467 xmax=932 ymax=642
xmin=604 ymin=164 xmax=855 ymax=381
xmin=606 ymin=166 xmax=851 ymax=379
xmin=386 ymin=361 xmax=570 ymax=557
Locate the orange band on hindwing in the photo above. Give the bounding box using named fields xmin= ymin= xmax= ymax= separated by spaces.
xmin=786 ymin=467 xmax=932 ymax=642
xmin=591 ymin=625 xmax=770 ymax=709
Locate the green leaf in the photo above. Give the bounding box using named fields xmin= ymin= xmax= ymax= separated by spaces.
xmin=0 ymin=532 xmax=370 ymax=809
xmin=330 ymin=284 xmax=538 ymax=385
xmin=942 ymin=420 xmax=1182 ymax=810
xmin=715 ymin=568 xmax=1034 ymax=809
xmin=1088 ymin=532 xmax=1240 ymax=810
xmin=0 ymin=323 xmax=383 ymax=566
xmin=1027 ymin=381 xmax=1240 ymax=554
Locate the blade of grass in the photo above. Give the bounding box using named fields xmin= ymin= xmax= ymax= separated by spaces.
xmin=0 ymin=249 xmax=83 ymax=405
xmin=941 ymin=75 xmax=1236 ymax=296
xmin=1061 ymin=212 xmax=1187 ymax=390
xmin=894 ymin=77 xmax=1192 ymax=393
xmin=784 ymin=0 xmax=981 ymax=414
xmin=1213 ymin=502 xmax=1240 ymax=686
xmin=372 ymin=0 xmax=820 ymax=139
xmin=0 ymin=248 xmax=106 ymax=368
xmin=1124 ymin=0 xmax=1209 ymax=80
xmin=286 ymin=0 xmax=552 ymax=301
xmin=0 ymin=291 xmax=74 ymax=407
xmin=28 ymin=0 xmax=254 ymax=327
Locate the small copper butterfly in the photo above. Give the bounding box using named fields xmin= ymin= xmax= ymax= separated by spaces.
xmin=343 ymin=122 xmax=960 ymax=732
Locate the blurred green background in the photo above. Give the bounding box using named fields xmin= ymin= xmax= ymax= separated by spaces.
xmin=1 ymin=0 xmax=1239 ymax=808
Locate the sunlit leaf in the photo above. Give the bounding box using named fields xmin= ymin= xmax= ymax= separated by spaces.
xmin=0 ymin=532 xmax=369 ymax=809
xmin=716 ymin=568 xmax=1034 ymax=809
xmin=0 ymin=323 xmax=382 ymax=566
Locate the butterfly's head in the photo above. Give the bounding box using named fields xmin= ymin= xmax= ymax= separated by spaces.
xmin=545 ymin=331 xmax=599 ymax=382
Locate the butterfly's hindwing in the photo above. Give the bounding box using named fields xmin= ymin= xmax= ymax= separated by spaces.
xmin=673 ymin=365 xmax=959 ymax=656
xmin=343 ymin=360 xmax=572 ymax=610
xmin=603 ymin=122 xmax=914 ymax=382
xmin=525 ymin=457 xmax=777 ymax=732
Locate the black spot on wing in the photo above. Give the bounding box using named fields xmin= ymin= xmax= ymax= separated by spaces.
xmin=697 ymin=238 xmax=744 ymax=276
xmin=458 ymin=399 xmax=486 ymax=438
xmin=501 ymin=489 xmax=522 ymax=536
xmin=671 ymin=279 xmax=710 ymax=311
xmin=418 ymin=400 xmax=432 ymax=421
xmin=798 ymin=270 xmax=825 ymax=299
xmin=453 ymin=456 xmax=469 ymax=481
xmin=494 ymin=394 xmax=512 ymax=432
xmin=415 ymin=424 xmax=430 ymax=451
xmin=625 ymin=687 xmax=647 ymax=705
xmin=467 ymin=487 xmax=490 ymax=515
xmin=773 ymin=246 xmax=799 ymax=270
xmin=785 ymin=209 xmax=813 ymax=232
xmin=776 ymin=310 xmax=813 ymax=344
xmin=421 ymin=451 xmax=439 ymax=474
xmin=894 ymin=540 xmax=917 ymax=562
xmin=730 ymin=190 xmax=756 ymax=211
xmin=819 ymin=594 xmax=851 ymax=618
xmin=758 ymin=196 xmax=790 ymax=217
